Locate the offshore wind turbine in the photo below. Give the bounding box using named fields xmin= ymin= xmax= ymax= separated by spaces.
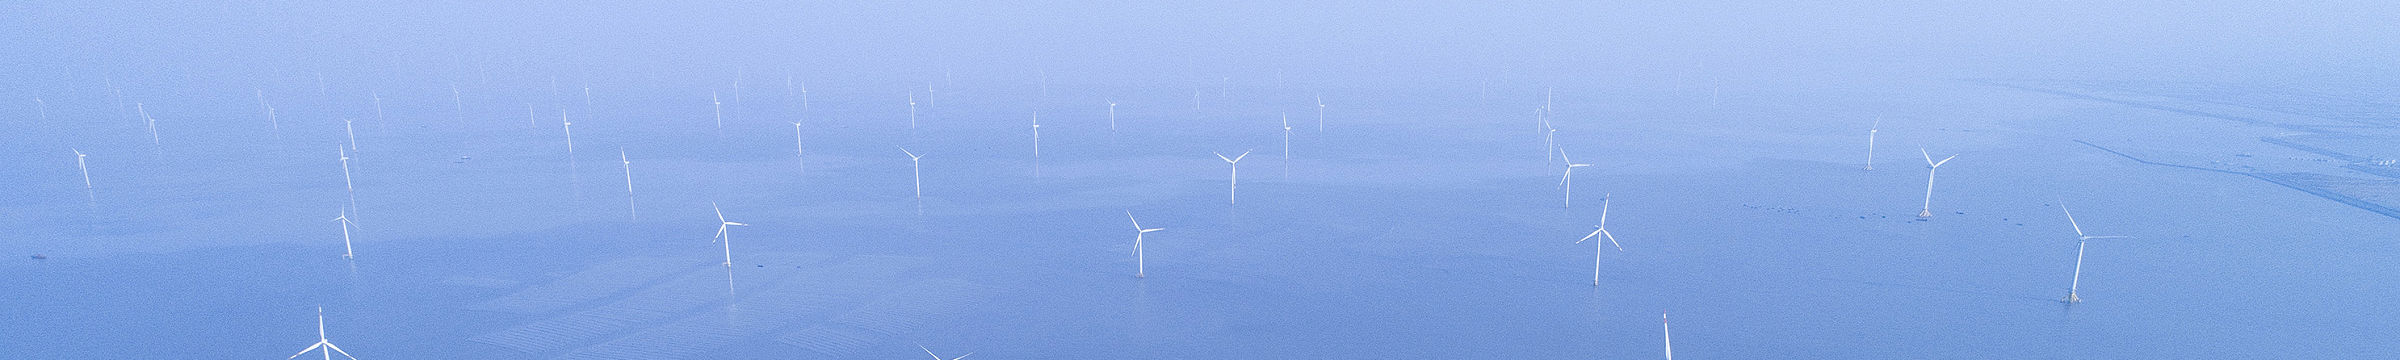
xmin=1316 ymin=93 xmax=1326 ymax=131
xmin=256 ymin=89 xmax=279 ymax=134
xmin=285 ymin=307 xmax=359 ymax=360
xmin=1214 ymin=149 xmax=1252 ymax=204
xmin=1864 ymin=118 xmax=1879 ymax=170
xmin=1558 ymin=148 xmax=1592 ymax=208
xmin=338 ymin=147 xmax=357 ymax=211
xmin=371 ymin=92 xmax=384 ymax=130
xmin=72 ymin=149 xmax=92 ymax=196
xmin=331 ymin=209 xmax=360 ymax=259
xmin=1281 ymin=113 xmax=1292 ymax=160
xmin=561 ymin=110 xmax=575 ymax=155
xmin=2060 ymin=204 xmax=2131 ymax=303
xmin=1917 ymin=149 xmax=1956 ymax=218
xmin=1107 ymin=100 xmax=1118 ymax=131
xmin=711 ymin=203 xmax=746 ymax=267
xmin=1127 ymin=211 xmax=1163 ymax=278
xmin=342 ymin=118 xmax=357 ymax=151
xmin=36 ymin=98 xmax=48 ymax=122
xmin=901 ymin=147 xmax=925 ymax=198
xmin=799 ymin=81 xmax=809 ymax=111
xmin=908 ymin=92 xmax=918 ymax=129
xmin=791 ymin=121 xmax=806 ymax=165
xmin=620 ymin=148 xmax=635 ymax=221
xmin=1573 ymin=194 xmax=1626 ymax=286
xmin=138 ymin=103 xmax=158 ymax=146
xmin=450 ymin=82 xmax=463 ymax=121
xmin=712 ymin=92 xmax=724 ymax=132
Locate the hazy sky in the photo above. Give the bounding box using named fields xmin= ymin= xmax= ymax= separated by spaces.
xmin=5 ymin=1 xmax=2398 ymax=91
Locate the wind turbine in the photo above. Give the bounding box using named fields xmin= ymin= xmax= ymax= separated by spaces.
xmin=711 ymin=203 xmax=746 ymax=268
xmin=1573 ymin=194 xmax=1625 ymax=286
xmin=342 ymin=118 xmax=357 ymax=151
xmin=1558 ymin=148 xmax=1592 ymax=208
xmin=799 ymin=81 xmax=809 ymax=111
xmin=561 ymin=110 xmax=575 ymax=155
xmin=526 ymin=104 xmax=537 ymax=128
xmin=72 ymin=149 xmax=92 ymax=190
xmin=285 ymin=307 xmax=359 ymax=360
xmin=791 ymin=121 xmax=806 ymax=163
xmin=1315 ymin=93 xmax=1326 ymax=131
xmin=450 ymin=83 xmax=463 ymax=121
xmin=908 ymin=92 xmax=918 ymax=129
xmin=919 ymin=344 xmax=973 ymax=360
xmin=138 ymin=103 xmax=158 ymax=146
xmin=1107 ymin=100 xmax=1118 ymax=131
xmin=256 ymin=89 xmax=279 ymax=133
xmin=1662 ymin=311 xmax=1673 ymax=360
xmin=2060 ymin=204 xmax=2131 ymax=303
xmin=901 ymin=147 xmax=925 ymax=199
xmin=712 ymin=92 xmax=724 ymax=131
xmin=1917 ymin=149 xmax=1956 ymax=218
xmin=338 ymin=147 xmax=356 ymax=211
xmin=620 ymin=147 xmax=635 ymax=221
xmin=332 ymin=209 xmax=360 ymax=259
xmin=1127 ymin=211 xmax=1163 ymax=278
xmin=371 ymin=92 xmax=384 ymax=129
xmin=1214 ymin=150 xmax=1252 ymax=204
xmin=1864 ymin=118 xmax=1879 ymax=170
xmin=1281 ymin=113 xmax=1292 ymax=160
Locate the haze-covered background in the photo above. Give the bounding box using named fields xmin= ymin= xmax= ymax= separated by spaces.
xmin=6 ymin=1 xmax=2400 ymax=359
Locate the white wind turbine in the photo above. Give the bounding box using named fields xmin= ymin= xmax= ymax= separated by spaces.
xmin=526 ymin=104 xmax=537 ymax=128
xmin=1917 ymin=149 xmax=1956 ymax=218
xmin=1127 ymin=211 xmax=1164 ymax=278
xmin=901 ymin=147 xmax=925 ymax=199
xmin=712 ymin=92 xmax=724 ymax=132
xmin=72 ymin=149 xmax=92 ymax=190
xmin=791 ymin=121 xmax=806 ymax=164
xmin=1108 ymin=100 xmax=1118 ymax=131
xmin=1864 ymin=118 xmax=1879 ymax=170
xmin=2059 ymin=204 xmax=2131 ymax=303
xmin=1558 ymin=148 xmax=1592 ymax=208
xmin=799 ymin=81 xmax=809 ymax=111
xmin=1315 ymin=93 xmax=1326 ymax=131
xmin=919 ymin=344 xmax=973 ymax=360
xmin=371 ymin=92 xmax=384 ymax=129
xmin=338 ymin=147 xmax=357 ymax=211
xmin=1573 ymin=194 xmax=1625 ymax=286
xmin=1214 ymin=149 xmax=1252 ymax=204
xmin=620 ymin=148 xmax=635 ymax=221
xmin=561 ymin=110 xmax=575 ymax=155
xmin=450 ymin=83 xmax=463 ymax=121
xmin=138 ymin=103 xmax=159 ymax=146
xmin=711 ymin=203 xmax=746 ymax=268
xmin=332 ymin=209 xmax=360 ymax=259
xmin=285 ymin=307 xmax=359 ymax=360
xmin=908 ymin=92 xmax=918 ymax=129
xmin=256 ymin=89 xmax=279 ymax=134
xmin=1281 ymin=113 xmax=1292 ymax=160
xmin=342 ymin=118 xmax=357 ymax=151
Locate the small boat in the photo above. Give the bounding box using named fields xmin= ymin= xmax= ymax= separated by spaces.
xmin=31 ymin=254 xmax=47 ymax=260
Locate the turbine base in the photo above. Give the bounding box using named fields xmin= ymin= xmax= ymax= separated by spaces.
xmin=1918 ymin=209 xmax=1933 ymax=218
xmin=2062 ymin=292 xmax=2081 ymax=303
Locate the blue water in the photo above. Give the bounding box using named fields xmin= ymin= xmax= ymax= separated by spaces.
xmin=6 ymin=74 xmax=2397 ymax=359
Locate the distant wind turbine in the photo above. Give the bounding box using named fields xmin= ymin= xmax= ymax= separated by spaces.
xmin=2059 ymin=204 xmax=2131 ymax=303
xmin=799 ymin=81 xmax=809 ymax=111
xmin=1281 ymin=113 xmax=1292 ymax=160
xmin=138 ymin=103 xmax=158 ymax=146
xmin=1864 ymin=118 xmax=1879 ymax=170
xmin=1127 ymin=211 xmax=1164 ymax=278
xmin=342 ymin=118 xmax=357 ymax=151
xmin=371 ymin=92 xmax=384 ymax=130
xmin=256 ymin=89 xmax=279 ymax=133
xmin=1316 ymin=93 xmax=1326 ymax=131
xmin=338 ymin=147 xmax=356 ymax=211
xmin=332 ymin=209 xmax=360 ymax=259
xmin=561 ymin=110 xmax=574 ymax=155
xmin=1574 ymin=194 xmax=1626 ymax=286
xmin=284 ymin=307 xmax=359 ymax=360
xmin=711 ymin=203 xmax=746 ymax=268
xmin=620 ymin=148 xmax=635 ymax=221
xmin=1558 ymin=148 xmax=1592 ymax=208
xmin=791 ymin=121 xmax=806 ymax=164
xmin=526 ymin=103 xmax=537 ymax=128
xmin=712 ymin=92 xmax=724 ymax=131
xmin=1214 ymin=150 xmax=1252 ymax=204
xmin=1107 ymin=100 xmax=1118 ymax=131
xmin=908 ymin=92 xmax=918 ymax=129
xmin=1918 ymin=149 xmax=1956 ymax=218
xmin=35 ymin=98 xmax=48 ymax=123
xmin=450 ymin=83 xmax=463 ymax=120
xmin=72 ymin=148 xmax=92 ymax=191
xmin=901 ymin=147 xmax=925 ymax=198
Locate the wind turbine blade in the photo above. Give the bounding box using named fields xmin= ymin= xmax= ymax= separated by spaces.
xmin=713 ymin=203 xmax=725 ymax=223
xmin=713 ymin=227 xmax=726 ymax=243
xmin=900 ymin=146 xmax=917 ymax=158
xmin=920 ymin=345 xmax=944 ymax=360
xmin=953 ymin=353 xmax=973 ymax=360
xmin=2061 ymin=205 xmax=2086 ymax=236
xmin=1214 ymin=152 xmax=1231 ymax=163
xmin=1234 ymin=149 xmax=1251 ymax=162
xmin=1921 ymin=148 xmax=1933 ymax=166
xmin=1578 ymin=228 xmax=1602 ymax=243
xmin=324 ymin=343 xmax=358 ymax=360
xmin=288 ymin=343 xmax=323 ymax=360
xmin=2084 ymin=235 xmax=2132 ymax=240
xmin=1602 ymin=230 xmax=1624 ymax=252
xmin=1127 ymin=211 xmax=1141 ymax=231
xmin=1934 ymin=155 xmax=1956 ymax=167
